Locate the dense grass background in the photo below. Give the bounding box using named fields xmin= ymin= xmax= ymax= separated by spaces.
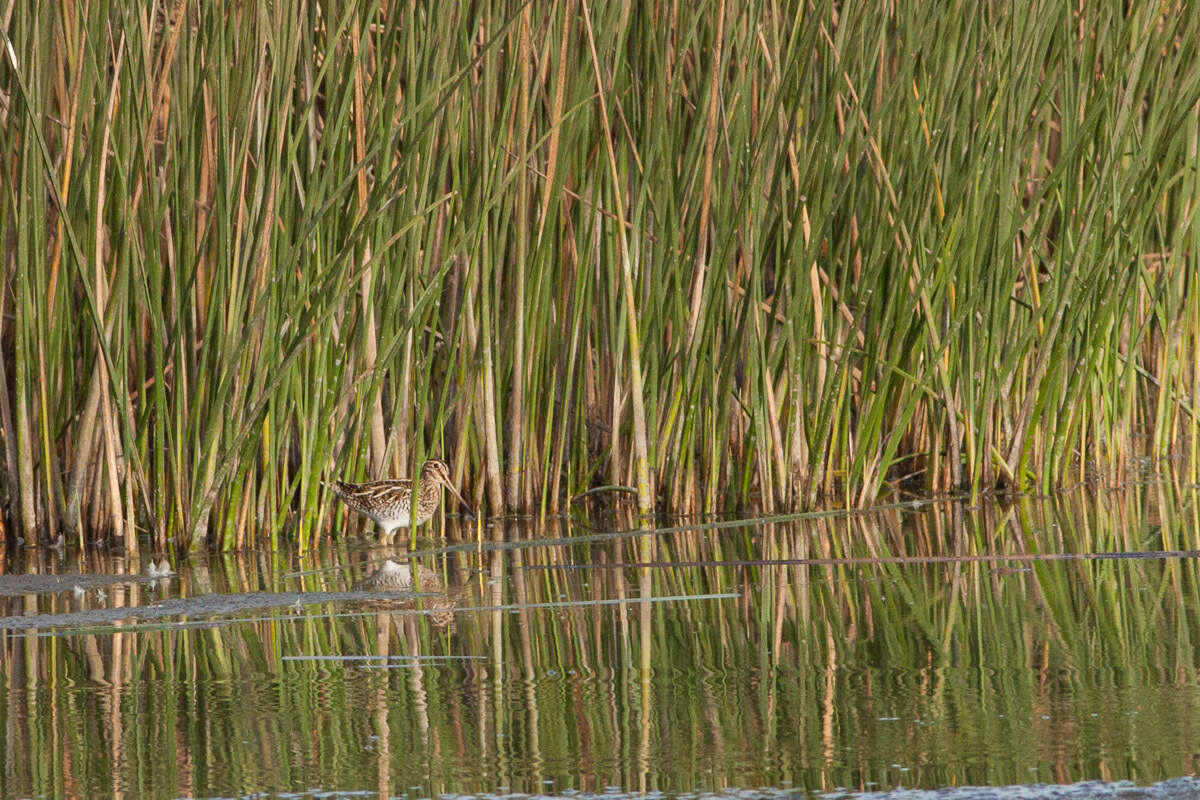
xmin=1 ymin=0 xmax=1198 ymax=550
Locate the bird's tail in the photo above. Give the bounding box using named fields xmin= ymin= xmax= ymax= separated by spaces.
xmin=322 ymin=480 xmax=352 ymax=499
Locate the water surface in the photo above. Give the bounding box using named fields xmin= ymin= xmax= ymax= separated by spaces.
xmin=2 ymin=486 xmax=1199 ymax=798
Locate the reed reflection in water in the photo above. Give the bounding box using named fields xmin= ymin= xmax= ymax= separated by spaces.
xmin=2 ymin=485 xmax=1200 ymax=797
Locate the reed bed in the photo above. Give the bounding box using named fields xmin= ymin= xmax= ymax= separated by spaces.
xmin=1 ymin=0 xmax=1198 ymax=550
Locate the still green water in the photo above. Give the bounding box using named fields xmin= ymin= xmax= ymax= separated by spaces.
xmin=3 ymin=487 xmax=1200 ymax=799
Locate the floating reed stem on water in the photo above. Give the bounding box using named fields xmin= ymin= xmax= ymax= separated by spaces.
xmin=1 ymin=1 xmax=1198 ymax=550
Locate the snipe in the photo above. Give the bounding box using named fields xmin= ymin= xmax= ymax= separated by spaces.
xmin=326 ymin=459 xmax=470 ymax=541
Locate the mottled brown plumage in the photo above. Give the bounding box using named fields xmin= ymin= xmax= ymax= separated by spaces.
xmin=326 ymin=459 xmax=469 ymax=540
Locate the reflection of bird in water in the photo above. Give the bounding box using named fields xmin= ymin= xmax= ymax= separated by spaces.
xmin=353 ymin=559 xmax=443 ymax=593
xmin=146 ymin=558 xmax=175 ymax=594
xmin=352 ymin=559 xmax=457 ymax=629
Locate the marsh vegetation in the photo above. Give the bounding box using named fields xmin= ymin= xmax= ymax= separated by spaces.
xmin=1 ymin=1 xmax=1198 ymax=551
